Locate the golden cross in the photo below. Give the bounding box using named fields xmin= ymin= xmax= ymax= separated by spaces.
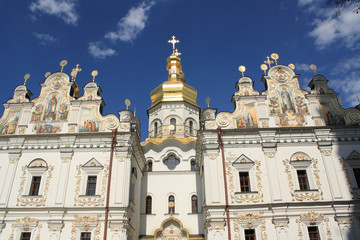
xmin=168 ymin=36 xmax=179 ymax=52
xmin=174 ymin=48 xmax=181 ymax=56
xmin=264 ymin=56 xmax=274 ymax=68
xmin=71 ymin=64 xmax=82 ymax=81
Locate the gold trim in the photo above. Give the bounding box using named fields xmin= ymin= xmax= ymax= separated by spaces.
xmin=17 ymin=165 xmax=54 ymax=206
xmin=141 ymin=137 xmax=196 ymax=146
xmin=282 ymin=158 xmax=323 ymax=201
xmin=71 ymin=215 xmax=101 ymax=240
xmin=140 ymin=216 xmax=204 ymax=240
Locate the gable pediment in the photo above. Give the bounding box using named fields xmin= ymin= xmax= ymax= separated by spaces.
xmin=83 ymin=158 xmax=103 ymax=168
xmin=346 ymin=150 xmax=360 ymax=161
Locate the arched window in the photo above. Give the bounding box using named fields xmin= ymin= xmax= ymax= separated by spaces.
xmin=191 ymin=195 xmax=198 ymax=213
xmin=170 ymin=118 xmax=176 ymax=132
xmin=147 ymin=161 xmax=153 ymax=172
xmin=163 ymin=155 xmax=180 ymax=170
xmin=191 ymin=160 xmax=196 ymax=171
xmin=146 ymin=196 xmax=152 ymax=214
xmin=168 ymin=195 xmax=175 ymax=214
xmin=154 ymin=122 xmax=158 ymax=137
xmin=189 ymin=121 xmax=194 ymax=135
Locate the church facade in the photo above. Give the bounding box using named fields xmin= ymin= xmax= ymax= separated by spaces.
xmin=0 ymin=38 xmax=360 ymax=240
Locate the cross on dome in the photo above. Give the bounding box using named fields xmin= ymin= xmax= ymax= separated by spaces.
xmin=168 ymin=36 xmax=180 ymax=53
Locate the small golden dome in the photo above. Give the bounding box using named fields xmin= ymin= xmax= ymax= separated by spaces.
xmin=149 ymin=53 xmax=198 ymax=109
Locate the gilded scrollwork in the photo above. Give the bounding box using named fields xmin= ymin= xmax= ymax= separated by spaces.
xmin=264 ymin=152 xmax=275 ymax=158
xmin=321 ymin=150 xmax=332 ymax=156
xmin=282 ymin=158 xmax=323 ymax=201
xmin=338 ymin=157 xmax=359 ymax=198
xmin=233 ymin=212 xmax=267 ymax=240
xmin=8 ymin=217 xmax=42 ymax=240
xmin=227 ymin=157 xmax=263 ymax=203
xmin=17 ymin=165 xmax=54 ymax=206
xmin=74 ymin=163 xmax=109 ymax=206
xmin=71 ymin=215 xmax=101 ymax=240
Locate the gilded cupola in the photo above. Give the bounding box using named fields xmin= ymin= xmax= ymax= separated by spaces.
xmin=149 ymin=36 xmax=198 ymax=109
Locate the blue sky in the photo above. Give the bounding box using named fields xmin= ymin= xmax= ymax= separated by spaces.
xmin=1 ymin=0 xmax=360 ymax=139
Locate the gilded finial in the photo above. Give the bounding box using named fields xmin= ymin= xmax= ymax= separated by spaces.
xmin=271 ymin=53 xmax=279 ymax=65
xmin=174 ymin=48 xmax=181 ymax=56
xmin=288 ymin=63 xmax=295 ymax=70
xmin=205 ymin=97 xmax=211 ymax=108
xmin=310 ymin=64 xmax=317 ymax=75
xmin=260 ymin=64 xmax=268 ymax=75
xmin=45 ymin=72 xmax=51 ymax=78
xmin=339 ymin=97 xmax=343 ymax=107
xmin=168 ymin=36 xmax=179 ymax=54
xmin=24 ymin=74 xmax=30 ymax=86
xmin=125 ymin=99 xmax=131 ymax=110
xmin=71 ymin=64 xmax=82 ymax=81
xmin=60 ymin=60 xmax=68 ymax=72
xmin=264 ymin=56 xmax=274 ymax=68
xmin=238 ymin=65 xmax=246 ymax=77
xmin=91 ymin=70 xmax=98 ymax=82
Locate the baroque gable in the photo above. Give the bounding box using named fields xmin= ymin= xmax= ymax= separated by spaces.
xmin=0 ymin=70 xmax=122 ymax=135
xmin=203 ymin=57 xmax=360 ymax=130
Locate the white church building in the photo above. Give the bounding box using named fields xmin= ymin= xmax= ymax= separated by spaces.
xmin=0 ymin=37 xmax=360 ymax=240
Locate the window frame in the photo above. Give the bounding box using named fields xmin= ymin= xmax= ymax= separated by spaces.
xmin=191 ymin=160 xmax=196 ymax=171
xmin=80 ymin=232 xmax=91 ymax=240
xmin=86 ymin=176 xmax=97 ymax=196
xmin=20 ymin=232 xmax=31 ymax=240
xmin=239 ymin=172 xmax=251 ymax=192
xmin=244 ymin=229 xmax=256 ymax=240
xmin=297 ymin=170 xmax=310 ymax=191
xmin=163 ymin=155 xmax=180 ymax=170
xmin=191 ymin=195 xmax=198 ymax=214
xmin=148 ymin=161 xmax=153 ymax=172
xmin=168 ymin=195 xmax=175 ymax=214
xmin=146 ymin=195 xmax=152 ymax=214
xmin=307 ymin=226 xmax=320 ymax=240
xmin=29 ymin=176 xmax=41 ymax=196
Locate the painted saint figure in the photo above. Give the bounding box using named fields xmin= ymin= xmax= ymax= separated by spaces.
xmin=45 ymin=95 xmax=58 ymax=119
xmin=279 ymin=87 xmax=294 ymax=112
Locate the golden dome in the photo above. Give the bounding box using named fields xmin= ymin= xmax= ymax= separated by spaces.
xmin=149 ymin=53 xmax=198 ymax=109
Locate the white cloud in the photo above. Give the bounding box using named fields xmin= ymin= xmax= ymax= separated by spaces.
xmin=329 ymin=71 xmax=360 ymax=106
xmin=88 ymin=42 xmax=116 ymax=59
xmin=298 ymin=0 xmax=314 ymax=7
xmin=30 ymin=0 xmax=79 ymax=25
xmin=295 ymin=63 xmax=312 ymax=72
xmin=308 ymin=4 xmax=360 ymax=50
xmin=33 ymin=32 xmax=58 ymax=45
xmin=331 ymin=55 xmax=360 ymax=74
xmin=105 ymin=1 xmax=155 ymax=42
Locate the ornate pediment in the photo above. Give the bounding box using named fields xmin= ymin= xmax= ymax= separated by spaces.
xmin=346 ymin=150 xmax=360 ymax=161
xmin=83 ymin=158 xmax=103 ymax=168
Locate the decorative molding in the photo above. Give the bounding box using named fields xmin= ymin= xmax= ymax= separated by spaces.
xmin=206 ymin=153 xmax=219 ymax=159
xmin=8 ymin=216 xmax=42 ymax=240
xmin=8 ymin=158 xmax=19 ymax=163
xmin=228 ymin=158 xmax=263 ymax=203
xmin=264 ymin=152 xmax=275 ymax=158
xmin=283 ymin=158 xmax=323 ymax=201
xmin=71 ymin=215 xmax=101 ymax=240
xmin=233 ymin=212 xmax=267 ymax=240
xmin=315 ymin=119 xmax=323 ymax=126
xmin=61 ymin=157 xmax=72 ymax=163
xmin=261 ymin=120 xmax=269 ymax=128
xmin=338 ymin=157 xmax=355 ymax=198
xmin=300 ymin=211 xmax=324 ymax=224
xmin=74 ymin=163 xmax=108 ymax=206
xmin=321 ymin=150 xmax=332 ymax=156
xmin=17 ymin=165 xmax=54 ymax=206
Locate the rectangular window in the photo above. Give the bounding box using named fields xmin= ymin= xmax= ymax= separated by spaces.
xmin=21 ymin=232 xmax=31 ymax=240
xmin=239 ymin=172 xmax=251 ymax=192
xmin=308 ymin=226 xmax=320 ymax=240
xmin=29 ymin=176 xmax=41 ymax=196
xmin=297 ymin=170 xmax=310 ymax=190
xmin=81 ymin=232 xmax=91 ymax=240
xmin=353 ymin=168 xmax=360 ymax=188
xmin=86 ymin=176 xmax=97 ymax=196
xmin=244 ymin=229 xmax=256 ymax=240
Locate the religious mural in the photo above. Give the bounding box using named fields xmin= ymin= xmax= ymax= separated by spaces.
xmin=34 ymin=121 xmax=61 ymax=134
xmin=79 ymin=109 xmax=99 ymax=132
xmin=236 ymin=104 xmax=258 ymax=128
xmin=44 ymin=94 xmax=58 ymax=120
xmin=320 ymin=103 xmax=345 ymax=125
xmin=0 ymin=111 xmax=20 ymax=134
